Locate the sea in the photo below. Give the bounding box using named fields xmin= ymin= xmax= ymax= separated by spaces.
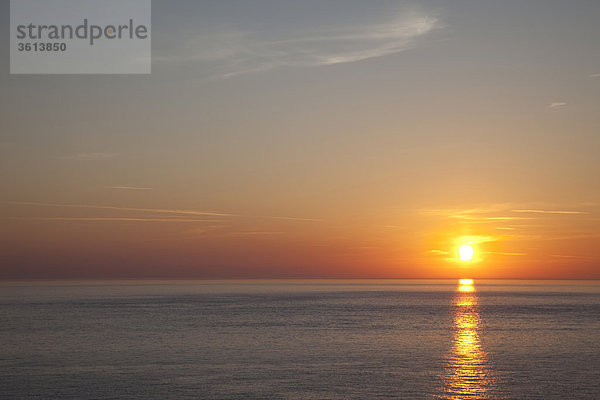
xmin=1 ymin=280 xmax=599 ymax=399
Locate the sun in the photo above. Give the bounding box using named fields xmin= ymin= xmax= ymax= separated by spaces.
xmin=458 ymin=244 xmax=474 ymax=261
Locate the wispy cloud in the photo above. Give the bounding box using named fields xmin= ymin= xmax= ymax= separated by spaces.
xmin=421 ymin=204 xmax=588 ymax=221
xmin=65 ymin=153 xmax=118 ymax=161
xmin=511 ymin=209 xmax=586 ymax=215
xmin=482 ymin=251 xmax=527 ymax=256
xmin=550 ymin=254 xmax=594 ymax=259
xmin=158 ymin=10 xmax=441 ymax=79
xmin=227 ymin=231 xmax=283 ymax=236
xmin=428 ymin=249 xmax=450 ymax=255
xmin=515 ymin=232 xmax=600 ymax=242
xmin=549 ymin=102 xmax=567 ymax=109
xmin=1 ymin=201 xmax=228 ymax=217
xmin=0 ymin=201 xmax=321 ymax=222
xmin=459 ymin=235 xmax=500 ymax=245
xmin=454 ymin=216 xmax=531 ymax=221
xmin=0 ymin=217 xmax=214 ymax=223
xmin=110 ymin=186 xmax=153 ymax=191
xmin=590 ymin=73 xmax=600 ymax=78
xmin=421 ymin=204 xmax=511 ymax=217
xmin=421 ymin=206 xmax=530 ymax=222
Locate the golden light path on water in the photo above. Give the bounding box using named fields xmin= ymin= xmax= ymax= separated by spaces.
xmin=439 ymin=279 xmax=494 ymax=399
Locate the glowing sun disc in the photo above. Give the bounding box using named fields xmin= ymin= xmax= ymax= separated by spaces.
xmin=458 ymin=244 xmax=474 ymax=261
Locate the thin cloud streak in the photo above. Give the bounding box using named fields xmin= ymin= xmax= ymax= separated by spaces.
xmin=0 ymin=217 xmax=216 ymax=223
xmin=482 ymin=251 xmax=528 ymax=256
xmin=226 ymin=231 xmax=284 ymax=236
xmin=174 ymin=225 xmax=284 ymax=238
xmin=549 ymin=102 xmax=567 ymax=108
xmin=512 ymin=209 xmax=586 ymax=215
xmin=428 ymin=249 xmax=450 ymax=255
xmin=513 ymin=232 xmax=600 ymax=242
xmin=550 ymin=254 xmax=595 ymax=259
xmin=420 ymin=204 xmax=513 ymax=217
xmin=110 ymin=186 xmax=153 ymax=191
xmin=420 ymin=205 xmax=589 ymax=223
xmin=157 ymin=11 xmax=441 ymax=79
xmin=1 ymin=201 xmax=229 ymax=217
xmin=64 ymin=153 xmax=118 ymax=161
xmin=0 ymin=201 xmax=322 ymax=222
xmin=459 ymin=235 xmax=501 ymax=244
xmin=453 ymin=215 xmax=531 ymax=221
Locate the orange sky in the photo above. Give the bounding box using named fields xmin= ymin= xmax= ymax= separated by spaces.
xmin=1 ymin=199 xmax=599 ymax=279
xmin=1 ymin=1 xmax=599 ymax=279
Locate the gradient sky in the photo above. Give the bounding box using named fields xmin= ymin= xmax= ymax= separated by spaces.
xmin=1 ymin=0 xmax=600 ymax=279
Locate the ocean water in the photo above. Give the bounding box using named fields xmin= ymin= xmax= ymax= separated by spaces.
xmin=1 ymin=280 xmax=599 ymax=399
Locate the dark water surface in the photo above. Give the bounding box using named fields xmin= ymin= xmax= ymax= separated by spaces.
xmin=1 ymin=280 xmax=599 ymax=399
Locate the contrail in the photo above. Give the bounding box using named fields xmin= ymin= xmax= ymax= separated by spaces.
xmin=0 ymin=201 xmax=322 ymax=222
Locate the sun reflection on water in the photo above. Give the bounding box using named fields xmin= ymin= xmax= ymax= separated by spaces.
xmin=438 ymin=279 xmax=493 ymax=399
xmin=458 ymin=285 xmax=474 ymax=293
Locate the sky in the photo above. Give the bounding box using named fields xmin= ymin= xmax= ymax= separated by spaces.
xmin=1 ymin=0 xmax=600 ymax=279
